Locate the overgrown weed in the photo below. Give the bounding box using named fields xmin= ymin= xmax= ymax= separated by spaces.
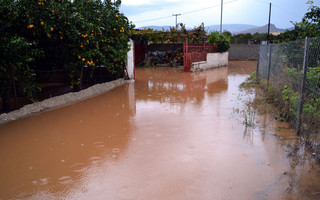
xmin=240 ymin=73 xmax=320 ymax=163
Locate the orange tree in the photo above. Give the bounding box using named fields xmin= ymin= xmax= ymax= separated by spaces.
xmin=1 ymin=0 xmax=133 ymax=109
xmin=17 ymin=0 xmax=133 ymax=87
xmin=0 ymin=0 xmax=43 ymax=111
xmin=65 ymin=0 xmax=134 ymax=87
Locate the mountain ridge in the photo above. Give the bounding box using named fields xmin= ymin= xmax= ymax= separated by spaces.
xmin=237 ymin=24 xmax=286 ymax=34
xmin=138 ymin=24 xmax=291 ymax=34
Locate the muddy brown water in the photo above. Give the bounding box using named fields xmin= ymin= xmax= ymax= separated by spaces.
xmin=1 ymin=61 xmax=319 ymax=200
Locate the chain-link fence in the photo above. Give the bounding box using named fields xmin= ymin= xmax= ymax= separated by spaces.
xmin=257 ymin=37 xmax=320 ymax=144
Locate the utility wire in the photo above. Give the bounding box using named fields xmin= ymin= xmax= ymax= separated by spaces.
xmin=134 ymin=15 xmax=173 ymax=23
xmin=133 ymin=0 xmax=238 ymax=24
xmin=249 ymin=0 xmax=269 ymax=5
xmin=181 ymin=0 xmax=237 ymax=15
xmin=248 ymin=0 xmax=301 ymax=18
xmin=273 ymin=5 xmax=301 ymax=18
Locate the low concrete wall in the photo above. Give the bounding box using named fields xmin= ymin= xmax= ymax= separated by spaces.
xmin=229 ymin=44 xmax=259 ymax=60
xmin=0 ymin=79 xmax=129 ymax=125
xmin=191 ymin=52 xmax=228 ymax=72
xmin=207 ymin=52 xmax=229 ymax=67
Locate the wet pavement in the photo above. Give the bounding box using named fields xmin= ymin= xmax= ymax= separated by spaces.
xmin=0 ymin=61 xmax=319 ymax=200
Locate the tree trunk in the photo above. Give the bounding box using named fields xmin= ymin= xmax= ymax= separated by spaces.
xmin=11 ymin=64 xmax=17 ymax=109
xmin=79 ymin=66 xmax=84 ymax=90
xmin=1 ymin=65 xmax=14 ymax=112
xmin=1 ymin=87 xmax=11 ymax=112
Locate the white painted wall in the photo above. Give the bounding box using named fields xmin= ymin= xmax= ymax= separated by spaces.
xmin=126 ymin=39 xmax=135 ymax=79
xmin=207 ymin=52 xmax=229 ymax=67
xmin=191 ymin=52 xmax=229 ymax=72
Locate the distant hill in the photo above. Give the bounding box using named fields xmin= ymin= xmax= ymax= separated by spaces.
xmin=138 ymin=24 xmax=258 ymax=33
xmin=138 ymin=24 xmax=290 ymax=35
xmin=206 ymin=24 xmax=258 ymax=34
xmin=138 ymin=26 xmax=171 ymax=31
xmin=138 ymin=24 xmax=260 ymax=34
xmin=237 ymin=24 xmax=286 ymax=34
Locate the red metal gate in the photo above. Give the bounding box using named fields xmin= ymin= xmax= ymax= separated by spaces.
xmin=183 ymin=40 xmax=218 ymax=72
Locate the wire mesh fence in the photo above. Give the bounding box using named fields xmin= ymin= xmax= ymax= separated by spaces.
xmin=257 ymin=37 xmax=320 ymax=143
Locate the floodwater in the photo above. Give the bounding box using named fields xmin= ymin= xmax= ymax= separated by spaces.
xmin=0 ymin=61 xmax=319 ymax=200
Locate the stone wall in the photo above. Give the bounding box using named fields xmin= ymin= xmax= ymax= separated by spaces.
xmin=228 ymin=44 xmax=259 ymax=60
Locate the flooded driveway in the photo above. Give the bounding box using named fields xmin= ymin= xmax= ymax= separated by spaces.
xmin=0 ymin=61 xmax=319 ymax=200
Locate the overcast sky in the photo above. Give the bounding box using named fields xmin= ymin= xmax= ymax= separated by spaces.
xmin=120 ymin=0 xmax=320 ymax=29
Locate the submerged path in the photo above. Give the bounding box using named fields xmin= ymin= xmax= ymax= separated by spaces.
xmin=0 ymin=61 xmax=319 ymax=199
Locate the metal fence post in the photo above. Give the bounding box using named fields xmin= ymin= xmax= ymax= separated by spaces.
xmin=267 ymin=45 xmax=272 ymax=83
xmin=256 ymin=49 xmax=260 ymax=81
xmin=296 ymin=37 xmax=310 ymax=135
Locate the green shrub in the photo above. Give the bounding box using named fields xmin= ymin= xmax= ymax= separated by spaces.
xmin=208 ymin=31 xmax=231 ymax=53
xmin=306 ymin=65 xmax=320 ymax=94
xmin=282 ymin=85 xmax=299 ymax=117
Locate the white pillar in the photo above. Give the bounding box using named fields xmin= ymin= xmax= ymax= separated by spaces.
xmin=127 ymin=39 xmax=135 ymax=79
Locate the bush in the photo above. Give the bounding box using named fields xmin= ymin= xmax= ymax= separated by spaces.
xmin=208 ymin=31 xmax=230 ymax=53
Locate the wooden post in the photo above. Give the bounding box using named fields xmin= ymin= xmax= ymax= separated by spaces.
xmin=186 ymin=39 xmax=188 ymax=53
xmin=267 ymin=3 xmax=272 ymax=44
xmin=203 ymin=38 xmax=205 ymax=51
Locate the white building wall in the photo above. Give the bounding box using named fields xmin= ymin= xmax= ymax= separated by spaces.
xmin=126 ymin=39 xmax=135 ymax=79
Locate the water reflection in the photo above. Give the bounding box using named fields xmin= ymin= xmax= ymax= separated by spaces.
xmin=0 ymin=84 xmax=135 ymax=199
xmin=135 ymin=67 xmax=228 ymax=106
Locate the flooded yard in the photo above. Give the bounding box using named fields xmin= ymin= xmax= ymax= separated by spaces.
xmin=0 ymin=61 xmax=319 ymax=200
